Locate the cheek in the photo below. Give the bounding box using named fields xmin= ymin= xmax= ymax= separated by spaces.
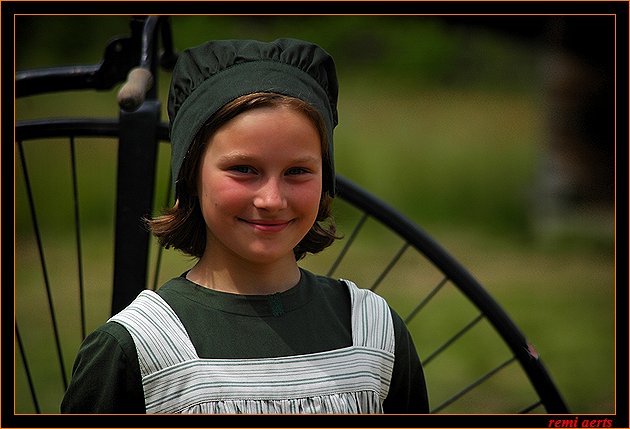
xmin=292 ymin=183 xmax=322 ymax=216
xmin=199 ymin=175 xmax=250 ymax=215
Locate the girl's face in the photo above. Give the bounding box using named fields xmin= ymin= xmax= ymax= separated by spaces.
xmin=197 ymin=105 xmax=323 ymax=266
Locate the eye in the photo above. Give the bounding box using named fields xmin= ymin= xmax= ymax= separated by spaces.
xmin=229 ymin=165 xmax=255 ymax=174
xmin=286 ymin=167 xmax=309 ymax=176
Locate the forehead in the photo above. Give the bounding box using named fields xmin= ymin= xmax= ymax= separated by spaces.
xmin=205 ymin=106 xmax=323 ymax=159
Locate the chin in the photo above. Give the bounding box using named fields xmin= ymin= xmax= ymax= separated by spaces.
xmin=242 ymin=246 xmax=297 ymax=265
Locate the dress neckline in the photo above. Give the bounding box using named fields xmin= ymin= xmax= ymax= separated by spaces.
xmin=160 ymin=267 xmax=317 ymax=317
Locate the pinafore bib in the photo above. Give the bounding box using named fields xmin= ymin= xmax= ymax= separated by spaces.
xmin=109 ymin=280 xmax=395 ymax=414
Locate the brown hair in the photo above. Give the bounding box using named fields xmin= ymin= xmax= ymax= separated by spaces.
xmin=147 ymin=92 xmax=339 ymax=260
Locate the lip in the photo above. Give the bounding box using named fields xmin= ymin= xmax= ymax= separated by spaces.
xmin=239 ymin=218 xmax=293 ymax=232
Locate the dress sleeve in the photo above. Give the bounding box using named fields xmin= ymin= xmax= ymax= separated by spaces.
xmin=60 ymin=321 xmax=146 ymax=414
xmin=383 ymin=308 xmax=430 ymax=414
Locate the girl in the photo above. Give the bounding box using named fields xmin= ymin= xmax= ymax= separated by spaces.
xmin=61 ymin=38 xmax=429 ymax=414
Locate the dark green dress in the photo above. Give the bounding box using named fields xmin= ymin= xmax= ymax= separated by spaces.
xmin=61 ymin=269 xmax=429 ymax=414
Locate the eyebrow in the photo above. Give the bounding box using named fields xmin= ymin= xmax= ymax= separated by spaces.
xmin=217 ymin=153 xmax=321 ymax=164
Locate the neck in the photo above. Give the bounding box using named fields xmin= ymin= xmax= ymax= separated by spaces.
xmin=187 ymin=252 xmax=301 ymax=295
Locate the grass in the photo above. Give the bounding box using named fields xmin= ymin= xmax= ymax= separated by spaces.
xmin=15 ymin=77 xmax=614 ymax=414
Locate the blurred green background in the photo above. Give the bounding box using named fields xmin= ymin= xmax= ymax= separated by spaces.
xmin=15 ymin=15 xmax=615 ymax=414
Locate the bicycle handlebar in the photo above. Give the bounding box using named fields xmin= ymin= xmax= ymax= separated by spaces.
xmin=117 ymin=67 xmax=154 ymax=112
xmin=117 ymin=16 xmax=176 ymax=112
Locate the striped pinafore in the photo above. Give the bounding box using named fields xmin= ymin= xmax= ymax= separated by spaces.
xmin=109 ymin=280 xmax=395 ymax=414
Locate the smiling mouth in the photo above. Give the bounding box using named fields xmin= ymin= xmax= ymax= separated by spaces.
xmin=239 ymin=218 xmax=293 ymax=232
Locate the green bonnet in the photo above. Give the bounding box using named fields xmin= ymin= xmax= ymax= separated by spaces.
xmin=168 ymin=38 xmax=339 ymax=197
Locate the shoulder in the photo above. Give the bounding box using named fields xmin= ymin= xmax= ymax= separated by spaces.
xmin=300 ymin=268 xmax=350 ymax=301
xmin=339 ymin=279 xmax=415 ymax=348
xmin=387 ymin=306 xmax=408 ymax=333
xmin=62 ymin=321 xmax=144 ymax=413
xmin=340 ymin=277 xmax=391 ymax=315
xmin=66 ymin=320 xmax=140 ymax=389
xmin=301 ymin=268 xmax=346 ymax=288
xmin=157 ymin=274 xmax=190 ymax=290
xmin=388 ymin=306 xmax=415 ymax=353
xmin=82 ymin=320 xmax=137 ymax=359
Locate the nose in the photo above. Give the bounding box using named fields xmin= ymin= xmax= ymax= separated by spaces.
xmin=253 ymin=178 xmax=287 ymax=212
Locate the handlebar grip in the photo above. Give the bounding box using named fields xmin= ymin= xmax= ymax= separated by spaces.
xmin=117 ymin=67 xmax=154 ymax=111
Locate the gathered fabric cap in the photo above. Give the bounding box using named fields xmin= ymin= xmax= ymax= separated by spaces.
xmin=168 ymin=38 xmax=339 ymax=197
